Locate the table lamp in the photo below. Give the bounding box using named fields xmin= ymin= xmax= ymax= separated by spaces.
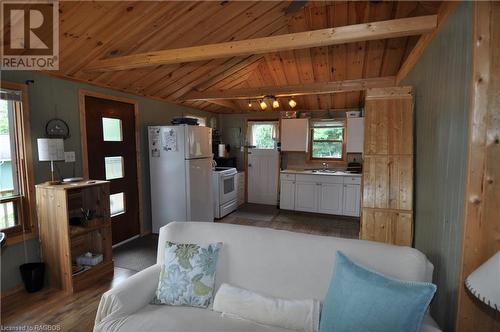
xmin=37 ymin=138 xmax=64 ymax=185
xmin=465 ymin=251 xmax=500 ymax=312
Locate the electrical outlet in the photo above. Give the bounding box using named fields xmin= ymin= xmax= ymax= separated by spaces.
xmin=64 ymin=151 xmax=75 ymax=163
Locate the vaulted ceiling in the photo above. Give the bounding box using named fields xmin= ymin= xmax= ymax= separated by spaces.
xmin=52 ymin=1 xmax=442 ymax=113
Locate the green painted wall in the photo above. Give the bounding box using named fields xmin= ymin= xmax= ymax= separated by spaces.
xmin=402 ymin=2 xmax=472 ymax=331
xmin=218 ymin=112 xmax=278 ymax=170
xmin=0 ymin=71 xmax=215 ymax=291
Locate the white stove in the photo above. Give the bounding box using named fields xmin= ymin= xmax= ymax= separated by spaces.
xmin=213 ymin=167 xmax=238 ymax=219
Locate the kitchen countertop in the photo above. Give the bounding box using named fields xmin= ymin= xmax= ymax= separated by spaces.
xmin=280 ymin=169 xmax=362 ymax=177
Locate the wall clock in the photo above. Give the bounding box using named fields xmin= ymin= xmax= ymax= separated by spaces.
xmin=45 ymin=118 xmax=70 ymax=139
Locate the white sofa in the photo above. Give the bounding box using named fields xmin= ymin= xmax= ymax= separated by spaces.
xmin=94 ymin=222 xmax=441 ymax=332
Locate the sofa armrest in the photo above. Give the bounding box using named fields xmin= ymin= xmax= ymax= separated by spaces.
xmin=94 ymin=264 xmax=161 ymax=327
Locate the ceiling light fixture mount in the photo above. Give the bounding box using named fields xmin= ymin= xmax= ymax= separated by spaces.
xmin=247 ymin=95 xmax=298 ymax=111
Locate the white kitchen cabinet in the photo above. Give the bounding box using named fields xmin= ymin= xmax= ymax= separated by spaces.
xmin=294 ymin=181 xmax=317 ymax=212
xmin=279 ymin=172 xmax=361 ymax=217
xmin=318 ymin=183 xmax=344 ymax=215
xmin=280 ymin=118 xmax=309 ymax=152
xmin=342 ymin=184 xmax=361 ymax=217
xmin=279 ymin=179 xmax=295 ymax=210
xmin=346 ymin=117 xmax=364 ymax=153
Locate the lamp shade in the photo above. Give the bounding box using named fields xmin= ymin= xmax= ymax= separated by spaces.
xmin=37 ymin=138 xmax=64 ymax=161
xmin=465 ymin=251 xmax=500 ymax=311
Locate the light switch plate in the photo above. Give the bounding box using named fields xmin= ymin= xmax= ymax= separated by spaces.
xmin=64 ymin=151 xmax=76 ymax=163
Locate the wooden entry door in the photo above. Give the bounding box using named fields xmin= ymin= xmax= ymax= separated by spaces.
xmin=83 ymin=95 xmax=140 ymax=244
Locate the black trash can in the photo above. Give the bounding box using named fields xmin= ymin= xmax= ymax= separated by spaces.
xmin=19 ymin=262 xmax=45 ymax=293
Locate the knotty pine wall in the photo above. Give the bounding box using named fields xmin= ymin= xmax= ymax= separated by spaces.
xmin=401 ymin=2 xmax=472 ymax=331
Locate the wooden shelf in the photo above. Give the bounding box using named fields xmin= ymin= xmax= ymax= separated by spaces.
xmin=72 ymin=260 xmax=114 ymax=292
xmin=36 ymin=180 xmax=113 ymax=293
xmin=69 ymin=218 xmax=110 ymax=238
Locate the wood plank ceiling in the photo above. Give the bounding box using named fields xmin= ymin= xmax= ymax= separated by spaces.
xmin=53 ymin=1 xmax=441 ymax=113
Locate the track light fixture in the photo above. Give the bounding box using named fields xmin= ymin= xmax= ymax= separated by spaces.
xmin=259 ymin=100 xmax=267 ymax=110
xmin=272 ymin=98 xmax=280 ymax=109
xmin=245 ymin=96 xmax=297 ymax=111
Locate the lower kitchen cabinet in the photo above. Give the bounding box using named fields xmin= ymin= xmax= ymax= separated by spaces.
xmin=342 ymin=184 xmax=361 ymax=217
xmin=279 ymin=180 xmax=295 ymax=210
xmin=318 ymin=183 xmax=343 ymax=215
xmin=280 ymin=173 xmax=361 ymax=217
xmin=360 ymin=209 xmax=412 ymax=246
xmin=295 ymin=181 xmax=318 ymax=212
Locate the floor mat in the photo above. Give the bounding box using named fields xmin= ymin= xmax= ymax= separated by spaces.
xmin=113 ymin=234 xmax=158 ymax=272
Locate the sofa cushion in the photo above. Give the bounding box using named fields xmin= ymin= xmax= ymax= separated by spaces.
xmin=96 ymin=305 xmax=291 ymax=332
xmin=95 ymin=305 xmax=441 ymax=332
xmin=157 ymin=222 xmax=434 ymax=302
xmin=319 ymin=252 xmax=437 ymax=332
xmin=153 ymin=241 xmax=221 ymax=308
xmin=213 ymin=283 xmax=320 ymax=332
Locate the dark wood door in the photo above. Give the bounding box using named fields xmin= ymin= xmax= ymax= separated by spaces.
xmin=84 ymin=96 xmax=140 ymax=244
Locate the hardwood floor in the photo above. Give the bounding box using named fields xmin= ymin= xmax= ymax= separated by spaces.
xmin=1 ymin=267 xmax=135 ymax=332
xmin=218 ymin=203 xmax=360 ymax=239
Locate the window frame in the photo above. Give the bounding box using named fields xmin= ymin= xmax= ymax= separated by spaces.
xmin=0 ymin=81 xmax=36 ymax=244
xmin=309 ymin=119 xmax=347 ymax=162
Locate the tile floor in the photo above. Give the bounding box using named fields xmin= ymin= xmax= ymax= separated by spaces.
xmin=218 ymin=203 xmax=360 ymax=238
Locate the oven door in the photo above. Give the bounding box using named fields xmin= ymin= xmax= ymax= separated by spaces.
xmin=219 ymin=173 xmax=237 ymax=205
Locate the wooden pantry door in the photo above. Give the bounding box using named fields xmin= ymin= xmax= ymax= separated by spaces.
xmin=81 ymin=92 xmax=141 ymax=245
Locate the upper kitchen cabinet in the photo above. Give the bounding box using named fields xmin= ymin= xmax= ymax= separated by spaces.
xmin=280 ymin=118 xmax=309 ymax=152
xmin=346 ymin=117 xmax=364 ymax=153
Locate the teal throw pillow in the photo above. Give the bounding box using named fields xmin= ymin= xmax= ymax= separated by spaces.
xmin=319 ymin=251 xmax=437 ymax=332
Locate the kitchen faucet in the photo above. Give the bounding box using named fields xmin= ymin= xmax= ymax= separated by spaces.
xmin=322 ymin=162 xmax=329 ymax=170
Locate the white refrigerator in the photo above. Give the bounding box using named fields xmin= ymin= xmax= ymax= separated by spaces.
xmin=148 ymin=125 xmax=214 ymax=233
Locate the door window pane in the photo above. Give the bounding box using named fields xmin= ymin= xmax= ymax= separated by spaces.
xmin=110 ymin=192 xmax=125 ymax=216
xmin=102 ymin=117 xmax=122 ymax=141
xmin=250 ymin=124 xmax=275 ymax=149
xmin=105 ymin=156 xmax=124 ymax=180
xmin=0 ymin=201 xmax=16 ymax=229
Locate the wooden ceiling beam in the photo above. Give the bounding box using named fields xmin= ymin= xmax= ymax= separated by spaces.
xmin=86 ymin=15 xmax=437 ymax=72
xmin=396 ymin=2 xmax=458 ymax=84
xmin=182 ymin=76 xmax=396 ymax=101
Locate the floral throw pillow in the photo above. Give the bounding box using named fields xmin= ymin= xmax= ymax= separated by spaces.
xmin=152 ymin=241 xmax=222 ymax=308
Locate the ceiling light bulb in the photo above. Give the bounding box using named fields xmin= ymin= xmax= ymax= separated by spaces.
xmin=288 ymin=98 xmax=297 ymax=108
xmin=272 ymin=99 xmax=280 ymax=109
xmin=259 ymin=100 xmax=267 ymax=110
xmin=248 ymin=101 xmax=252 ymax=108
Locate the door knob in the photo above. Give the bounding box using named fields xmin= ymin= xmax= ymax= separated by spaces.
xmin=248 ymin=164 xmax=252 ymax=167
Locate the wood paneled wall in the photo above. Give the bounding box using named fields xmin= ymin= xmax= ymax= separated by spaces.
xmin=456 ymin=2 xmax=500 ymax=331
xmin=360 ymin=88 xmax=414 ymax=246
xmin=400 ymin=2 xmax=473 ymax=330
